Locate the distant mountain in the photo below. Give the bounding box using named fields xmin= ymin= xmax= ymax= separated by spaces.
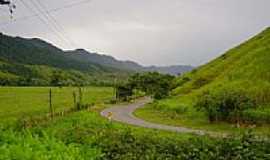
xmin=66 ymin=49 xmax=193 ymax=75
xmin=143 ymin=65 xmax=193 ymax=75
xmin=65 ymin=49 xmax=142 ymax=71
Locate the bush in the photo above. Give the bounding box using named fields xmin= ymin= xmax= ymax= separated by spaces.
xmin=95 ymin=128 xmax=270 ymax=160
xmin=195 ymin=88 xmax=255 ymax=123
xmin=242 ymin=107 xmax=270 ymax=124
xmin=192 ymin=77 xmax=212 ymax=89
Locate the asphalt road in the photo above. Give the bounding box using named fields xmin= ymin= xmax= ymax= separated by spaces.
xmin=101 ymin=97 xmax=221 ymax=136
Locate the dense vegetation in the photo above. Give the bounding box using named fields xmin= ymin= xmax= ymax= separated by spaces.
xmin=116 ymin=72 xmax=176 ymax=100
xmin=135 ymin=27 xmax=270 ymax=133
xmin=0 ymin=106 xmax=270 ymax=160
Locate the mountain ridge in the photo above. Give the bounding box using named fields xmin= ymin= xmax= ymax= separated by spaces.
xmin=0 ymin=32 xmax=192 ymax=86
xmin=65 ymin=48 xmax=193 ymax=75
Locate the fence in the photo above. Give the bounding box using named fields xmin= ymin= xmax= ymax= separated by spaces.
xmin=0 ymin=87 xmax=113 ymax=124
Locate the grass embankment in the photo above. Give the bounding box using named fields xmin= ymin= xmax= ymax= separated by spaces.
xmin=0 ymin=87 xmax=113 ymax=124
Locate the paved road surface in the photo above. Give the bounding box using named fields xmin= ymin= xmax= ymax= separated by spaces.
xmin=101 ymin=97 xmax=222 ymax=136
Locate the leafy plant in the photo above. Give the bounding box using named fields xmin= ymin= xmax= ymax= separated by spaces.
xmin=195 ymin=88 xmax=255 ymax=123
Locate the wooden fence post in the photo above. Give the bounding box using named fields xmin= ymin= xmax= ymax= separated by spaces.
xmin=78 ymin=87 xmax=83 ymax=110
xmin=49 ymin=88 xmax=54 ymax=120
xmin=73 ymin=91 xmax=77 ymax=110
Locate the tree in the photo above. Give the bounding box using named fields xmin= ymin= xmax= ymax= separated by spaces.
xmin=127 ymin=72 xmax=176 ymax=99
xmin=50 ymin=71 xmax=66 ymax=86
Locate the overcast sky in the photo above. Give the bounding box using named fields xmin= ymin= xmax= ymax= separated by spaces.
xmin=0 ymin=0 xmax=270 ymax=66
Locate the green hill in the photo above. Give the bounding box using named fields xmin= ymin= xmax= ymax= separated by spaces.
xmin=174 ymin=27 xmax=270 ymax=105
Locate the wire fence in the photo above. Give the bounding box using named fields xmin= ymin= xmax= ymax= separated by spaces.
xmin=0 ymin=87 xmax=114 ymax=122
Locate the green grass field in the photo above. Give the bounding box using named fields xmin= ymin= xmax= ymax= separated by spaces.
xmin=0 ymin=87 xmax=113 ymax=123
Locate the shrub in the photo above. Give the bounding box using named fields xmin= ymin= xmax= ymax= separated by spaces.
xmin=192 ymin=77 xmax=212 ymax=89
xmin=95 ymin=128 xmax=270 ymax=160
xmin=242 ymin=107 xmax=270 ymax=124
xmin=195 ymin=88 xmax=255 ymax=123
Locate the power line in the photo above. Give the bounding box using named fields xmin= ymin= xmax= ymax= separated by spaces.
xmin=0 ymin=0 xmax=92 ymax=27
xmin=35 ymin=0 xmax=77 ymax=48
xmin=19 ymin=0 xmax=72 ymax=48
xmin=27 ymin=0 xmax=75 ymax=48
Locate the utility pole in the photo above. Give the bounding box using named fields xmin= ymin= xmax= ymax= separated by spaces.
xmin=0 ymin=0 xmax=16 ymax=18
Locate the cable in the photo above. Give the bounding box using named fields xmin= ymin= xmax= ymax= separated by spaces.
xmin=27 ymin=0 xmax=75 ymax=48
xmin=19 ymin=0 xmax=71 ymax=48
xmin=34 ymin=0 xmax=77 ymax=48
xmin=0 ymin=0 xmax=92 ymax=26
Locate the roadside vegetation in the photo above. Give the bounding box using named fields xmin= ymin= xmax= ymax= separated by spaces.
xmin=115 ymin=72 xmax=176 ymax=101
xmin=1 ymin=105 xmax=270 ymax=159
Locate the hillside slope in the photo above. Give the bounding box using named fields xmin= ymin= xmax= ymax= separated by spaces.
xmin=65 ymin=49 xmax=143 ymax=71
xmin=0 ymin=33 xmax=119 ymax=73
xmin=0 ymin=33 xmax=129 ymax=86
xmin=134 ymin=27 xmax=270 ymax=133
xmin=173 ymin=27 xmax=270 ymax=106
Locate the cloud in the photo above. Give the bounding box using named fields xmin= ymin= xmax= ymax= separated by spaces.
xmin=1 ymin=0 xmax=270 ymax=66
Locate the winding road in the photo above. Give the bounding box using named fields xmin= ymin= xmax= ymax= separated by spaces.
xmin=101 ymin=97 xmax=221 ymax=136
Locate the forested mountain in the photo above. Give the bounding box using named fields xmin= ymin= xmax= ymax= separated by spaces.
xmin=0 ymin=33 xmax=129 ymax=86
xmin=65 ymin=49 xmax=143 ymax=71
xmin=0 ymin=32 xmax=193 ymax=86
xmin=0 ymin=33 xmax=119 ymax=73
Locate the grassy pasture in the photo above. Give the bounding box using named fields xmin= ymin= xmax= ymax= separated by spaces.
xmin=0 ymin=87 xmax=113 ymax=123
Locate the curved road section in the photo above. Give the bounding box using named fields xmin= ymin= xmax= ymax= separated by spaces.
xmin=101 ymin=97 xmax=218 ymax=136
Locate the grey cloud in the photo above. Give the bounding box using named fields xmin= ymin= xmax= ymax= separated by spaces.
xmin=1 ymin=0 xmax=270 ymax=66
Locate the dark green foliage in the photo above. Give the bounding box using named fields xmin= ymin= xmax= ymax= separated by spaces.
xmin=50 ymin=71 xmax=65 ymax=86
xmin=195 ymin=87 xmax=255 ymax=123
xmin=128 ymin=72 xmax=176 ymax=99
xmin=192 ymin=77 xmax=212 ymax=89
xmin=1 ymin=107 xmax=270 ymax=159
xmin=115 ymin=85 xmax=133 ymax=101
xmin=95 ymin=128 xmax=270 ymax=160
xmin=242 ymin=108 xmax=270 ymax=124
